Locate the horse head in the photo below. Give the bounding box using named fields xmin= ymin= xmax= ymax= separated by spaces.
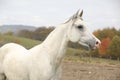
xmin=66 ymin=9 xmax=101 ymax=50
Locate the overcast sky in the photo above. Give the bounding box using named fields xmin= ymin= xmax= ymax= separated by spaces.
xmin=0 ymin=0 xmax=120 ymax=31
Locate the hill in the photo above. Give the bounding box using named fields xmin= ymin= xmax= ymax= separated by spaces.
xmin=0 ymin=25 xmax=37 ymax=33
xmin=0 ymin=34 xmax=41 ymax=49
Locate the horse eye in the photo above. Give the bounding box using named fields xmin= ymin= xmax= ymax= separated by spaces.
xmin=77 ymin=25 xmax=83 ymax=29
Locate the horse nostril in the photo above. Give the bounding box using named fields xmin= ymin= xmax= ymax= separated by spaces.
xmin=96 ymin=41 xmax=99 ymax=44
xmin=93 ymin=41 xmax=101 ymax=49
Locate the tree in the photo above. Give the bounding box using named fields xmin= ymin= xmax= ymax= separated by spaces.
xmin=18 ymin=30 xmax=34 ymax=39
xmin=17 ymin=27 xmax=55 ymax=41
xmin=109 ymin=35 xmax=120 ymax=59
xmin=98 ymin=37 xmax=111 ymax=57
xmin=34 ymin=27 xmax=54 ymax=41
xmin=116 ymin=29 xmax=120 ymax=37
xmin=93 ymin=28 xmax=116 ymax=40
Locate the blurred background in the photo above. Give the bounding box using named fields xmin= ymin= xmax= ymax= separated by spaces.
xmin=0 ymin=0 xmax=120 ymax=59
xmin=0 ymin=0 xmax=120 ymax=80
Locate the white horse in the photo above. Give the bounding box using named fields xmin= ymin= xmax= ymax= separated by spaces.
xmin=0 ymin=10 xmax=100 ymax=80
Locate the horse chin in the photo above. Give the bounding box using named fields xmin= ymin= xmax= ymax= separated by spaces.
xmin=78 ymin=41 xmax=95 ymax=50
xmin=88 ymin=44 xmax=99 ymax=50
xmin=78 ymin=42 xmax=89 ymax=49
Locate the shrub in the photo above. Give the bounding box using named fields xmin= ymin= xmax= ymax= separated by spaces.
xmin=109 ymin=35 xmax=120 ymax=59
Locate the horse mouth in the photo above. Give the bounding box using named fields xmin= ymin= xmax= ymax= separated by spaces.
xmin=88 ymin=44 xmax=94 ymax=50
xmin=78 ymin=42 xmax=92 ymax=50
xmin=79 ymin=41 xmax=95 ymax=50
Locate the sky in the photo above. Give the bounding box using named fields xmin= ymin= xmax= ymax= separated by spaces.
xmin=0 ymin=0 xmax=120 ymax=31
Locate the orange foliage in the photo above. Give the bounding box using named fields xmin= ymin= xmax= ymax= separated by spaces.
xmin=98 ymin=37 xmax=111 ymax=56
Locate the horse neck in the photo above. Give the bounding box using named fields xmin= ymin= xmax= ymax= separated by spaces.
xmin=42 ymin=23 xmax=70 ymax=66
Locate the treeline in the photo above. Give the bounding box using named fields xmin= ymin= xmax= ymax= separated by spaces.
xmin=1 ymin=26 xmax=120 ymax=60
xmin=17 ymin=27 xmax=120 ymax=60
xmin=17 ymin=27 xmax=54 ymax=41
xmin=91 ymin=28 xmax=120 ymax=60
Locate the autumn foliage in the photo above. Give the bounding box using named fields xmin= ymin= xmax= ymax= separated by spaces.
xmin=98 ymin=37 xmax=111 ymax=56
xmin=92 ymin=28 xmax=120 ymax=59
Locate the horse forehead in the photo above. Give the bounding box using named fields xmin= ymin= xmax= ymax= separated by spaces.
xmin=74 ymin=18 xmax=84 ymax=25
xmin=76 ymin=17 xmax=83 ymax=21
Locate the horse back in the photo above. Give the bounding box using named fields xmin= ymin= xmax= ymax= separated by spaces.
xmin=0 ymin=43 xmax=27 ymax=66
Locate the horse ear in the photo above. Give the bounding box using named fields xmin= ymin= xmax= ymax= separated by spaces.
xmin=76 ymin=10 xmax=80 ymax=16
xmin=79 ymin=10 xmax=83 ymax=17
xmin=75 ymin=9 xmax=80 ymax=17
xmin=71 ymin=9 xmax=83 ymax=20
xmin=76 ymin=9 xmax=83 ymax=17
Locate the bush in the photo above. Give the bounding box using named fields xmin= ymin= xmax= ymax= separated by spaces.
xmin=109 ymin=35 xmax=120 ymax=59
xmin=98 ymin=37 xmax=111 ymax=57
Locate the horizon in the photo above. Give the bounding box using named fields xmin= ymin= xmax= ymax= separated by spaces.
xmin=0 ymin=24 xmax=119 ymax=32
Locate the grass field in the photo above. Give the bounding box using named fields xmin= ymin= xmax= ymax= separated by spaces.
xmin=64 ymin=56 xmax=120 ymax=65
xmin=0 ymin=34 xmax=41 ymax=49
xmin=0 ymin=34 xmax=120 ymax=65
